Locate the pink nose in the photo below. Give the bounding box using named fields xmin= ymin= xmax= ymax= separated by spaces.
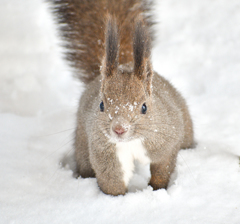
xmin=113 ymin=126 xmax=128 ymax=135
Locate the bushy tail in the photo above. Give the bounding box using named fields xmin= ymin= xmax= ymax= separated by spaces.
xmin=50 ymin=0 xmax=153 ymax=84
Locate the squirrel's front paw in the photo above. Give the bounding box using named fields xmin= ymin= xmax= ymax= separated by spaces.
xmin=97 ymin=178 xmax=127 ymax=196
xmin=149 ymin=175 xmax=168 ymax=190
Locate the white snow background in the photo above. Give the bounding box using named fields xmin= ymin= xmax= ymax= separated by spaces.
xmin=1 ymin=0 xmax=240 ymax=223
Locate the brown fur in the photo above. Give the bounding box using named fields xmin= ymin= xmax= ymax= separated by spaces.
xmin=50 ymin=0 xmax=194 ymax=196
xmin=50 ymin=0 xmax=153 ymax=83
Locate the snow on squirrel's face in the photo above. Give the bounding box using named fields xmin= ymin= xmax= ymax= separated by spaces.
xmin=98 ymin=69 xmax=153 ymax=143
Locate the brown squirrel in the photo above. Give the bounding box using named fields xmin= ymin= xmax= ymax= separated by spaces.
xmin=50 ymin=0 xmax=194 ymax=195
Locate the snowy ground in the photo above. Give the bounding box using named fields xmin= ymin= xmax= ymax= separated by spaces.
xmin=1 ymin=0 xmax=240 ymax=223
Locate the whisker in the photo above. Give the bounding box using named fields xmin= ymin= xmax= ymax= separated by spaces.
xmin=178 ymin=151 xmax=197 ymax=185
xmin=38 ymin=128 xmax=75 ymax=137
xmin=134 ymin=122 xmax=176 ymax=127
xmin=135 ymin=127 xmax=178 ymax=141
xmin=41 ymin=136 xmax=75 ymax=162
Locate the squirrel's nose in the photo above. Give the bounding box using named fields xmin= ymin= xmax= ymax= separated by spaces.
xmin=113 ymin=125 xmax=128 ymax=135
xmin=111 ymin=116 xmax=130 ymax=137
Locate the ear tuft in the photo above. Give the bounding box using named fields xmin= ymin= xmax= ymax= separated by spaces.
xmin=102 ymin=15 xmax=119 ymax=78
xmin=133 ymin=17 xmax=153 ymax=95
xmin=133 ymin=17 xmax=152 ymax=79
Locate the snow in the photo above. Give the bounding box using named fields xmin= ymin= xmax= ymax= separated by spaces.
xmin=1 ymin=0 xmax=240 ymax=223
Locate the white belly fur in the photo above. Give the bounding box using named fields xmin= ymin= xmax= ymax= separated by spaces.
xmin=116 ymin=138 xmax=151 ymax=186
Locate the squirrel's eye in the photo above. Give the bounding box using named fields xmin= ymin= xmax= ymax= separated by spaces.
xmin=100 ymin=101 xmax=104 ymax=112
xmin=141 ymin=103 xmax=147 ymax=114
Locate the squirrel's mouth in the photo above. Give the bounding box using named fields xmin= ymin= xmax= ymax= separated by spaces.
xmin=109 ymin=135 xmax=134 ymax=144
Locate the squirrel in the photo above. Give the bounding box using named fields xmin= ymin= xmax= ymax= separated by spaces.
xmin=50 ymin=0 xmax=194 ymax=196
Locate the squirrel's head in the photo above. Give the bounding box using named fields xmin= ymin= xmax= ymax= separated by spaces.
xmin=99 ymin=15 xmax=154 ymax=143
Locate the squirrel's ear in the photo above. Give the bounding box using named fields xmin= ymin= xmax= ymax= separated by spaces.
xmin=101 ymin=15 xmax=119 ymax=78
xmin=133 ymin=17 xmax=153 ymax=95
